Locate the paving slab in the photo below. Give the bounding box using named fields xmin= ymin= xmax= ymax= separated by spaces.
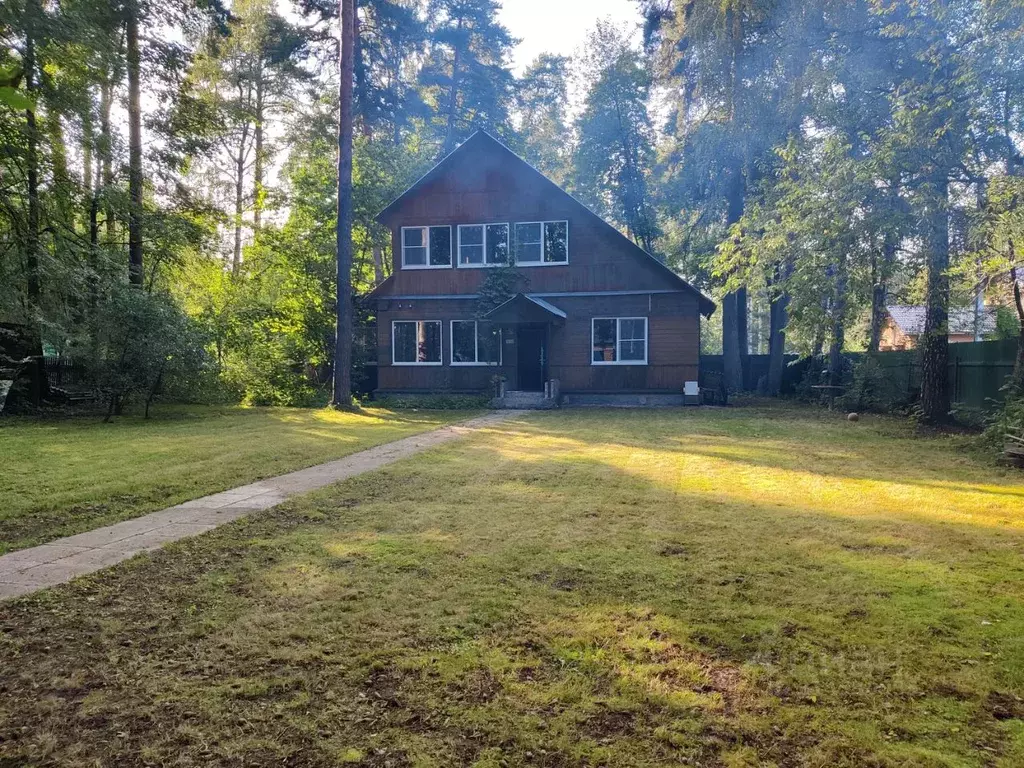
xmin=0 ymin=410 xmax=517 ymax=601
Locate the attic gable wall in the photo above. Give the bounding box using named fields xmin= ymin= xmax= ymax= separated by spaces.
xmin=376 ymin=136 xmax=697 ymax=299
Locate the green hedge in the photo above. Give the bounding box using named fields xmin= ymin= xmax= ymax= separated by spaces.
xmin=373 ymin=393 xmax=491 ymax=410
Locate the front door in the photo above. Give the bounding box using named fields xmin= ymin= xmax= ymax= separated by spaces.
xmin=516 ymin=324 xmax=547 ymax=392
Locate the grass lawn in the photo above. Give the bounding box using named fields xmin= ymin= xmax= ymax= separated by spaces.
xmin=2 ymin=405 xmax=1023 ymax=766
xmin=0 ymin=405 xmax=471 ymax=554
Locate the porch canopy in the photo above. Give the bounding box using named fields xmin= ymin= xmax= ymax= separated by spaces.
xmin=485 ymin=294 xmax=566 ymax=325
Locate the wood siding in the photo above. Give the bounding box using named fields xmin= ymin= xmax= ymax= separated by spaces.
xmin=377 ymin=292 xmax=698 ymax=394
xmin=373 ymin=132 xmax=708 ymax=395
xmin=376 ymin=141 xmax=681 ymax=296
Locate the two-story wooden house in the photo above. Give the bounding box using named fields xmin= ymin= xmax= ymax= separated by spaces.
xmin=370 ymin=131 xmax=715 ymax=405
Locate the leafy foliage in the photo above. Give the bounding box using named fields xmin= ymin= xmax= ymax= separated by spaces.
xmin=573 ymin=23 xmax=660 ymax=254
xmin=91 ymin=285 xmax=210 ymax=419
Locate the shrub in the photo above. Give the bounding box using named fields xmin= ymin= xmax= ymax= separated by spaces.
xmin=374 ymin=393 xmax=490 ymax=410
xmin=90 ymin=286 xmax=211 ymax=419
xmin=221 ymin=341 xmax=324 ymax=407
xmin=842 ymin=355 xmax=913 ymax=414
xmin=982 ymin=387 xmax=1024 ymax=458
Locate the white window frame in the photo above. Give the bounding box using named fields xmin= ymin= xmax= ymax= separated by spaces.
xmin=450 ymin=320 xmax=502 ymax=366
xmin=514 ymin=220 xmax=569 ymax=267
xmin=457 ymin=223 xmax=510 ymax=268
xmin=391 ymin=320 xmax=443 ymax=366
xmin=591 ymin=317 xmax=648 ymax=366
xmin=401 ymin=226 xmax=452 ymax=270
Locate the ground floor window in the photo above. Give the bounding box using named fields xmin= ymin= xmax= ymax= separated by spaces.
xmin=451 ymin=321 xmax=502 ymax=365
xmin=592 ymin=317 xmax=648 ymax=364
xmin=392 ymin=320 xmax=442 ymax=365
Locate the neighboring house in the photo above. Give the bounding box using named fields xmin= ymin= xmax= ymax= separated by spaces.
xmin=880 ymin=305 xmax=998 ymax=351
xmin=370 ymin=131 xmax=715 ymax=404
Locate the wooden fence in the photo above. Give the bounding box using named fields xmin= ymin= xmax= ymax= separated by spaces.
xmin=44 ymin=357 xmax=89 ymax=388
xmin=701 ymin=338 xmax=1019 ymax=411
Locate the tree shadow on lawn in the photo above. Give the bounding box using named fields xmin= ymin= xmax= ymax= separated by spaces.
xmin=1 ymin=450 xmax=1022 ymax=767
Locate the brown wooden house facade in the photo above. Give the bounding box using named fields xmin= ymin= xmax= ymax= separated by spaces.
xmin=370 ymin=132 xmax=715 ymax=401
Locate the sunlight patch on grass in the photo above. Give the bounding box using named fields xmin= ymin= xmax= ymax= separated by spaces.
xmin=0 ymin=405 xmax=472 ymax=552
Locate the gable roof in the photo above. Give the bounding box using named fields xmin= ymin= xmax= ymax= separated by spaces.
xmin=887 ymin=305 xmax=997 ymax=336
xmin=485 ymin=294 xmax=567 ymax=325
xmin=376 ymin=131 xmax=716 ymax=317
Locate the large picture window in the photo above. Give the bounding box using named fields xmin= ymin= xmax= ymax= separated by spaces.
xmin=402 ymin=226 xmax=452 ymax=269
xmin=458 ymin=223 xmax=510 ymax=266
xmin=451 ymin=321 xmax=502 ymax=365
xmin=592 ymin=317 xmax=648 ymax=365
xmin=514 ymin=221 xmax=568 ymax=265
xmin=392 ymin=320 xmax=442 ymax=365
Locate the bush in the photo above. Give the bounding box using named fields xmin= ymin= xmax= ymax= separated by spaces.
xmin=374 ymin=393 xmax=491 ymax=410
xmin=982 ymin=387 xmax=1024 ymax=456
xmin=221 ymin=341 xmax=324 ymax=407
xmin=842 ymin=355 xmax=914 ymax=414
xmin=90 ymin=286 xmax=211 ymax=419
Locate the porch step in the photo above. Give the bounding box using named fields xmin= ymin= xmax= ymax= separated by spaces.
xmin=490 ymin=390 xmax=559 ymax=410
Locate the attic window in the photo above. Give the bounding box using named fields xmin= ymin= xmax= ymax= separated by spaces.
xmin=514 ymin=221 xmax=568 ymax=265
xmin=457 ymin=223 xmax=510 ymax=267
xmin=402 ymin=226 xmax=452 ymax=269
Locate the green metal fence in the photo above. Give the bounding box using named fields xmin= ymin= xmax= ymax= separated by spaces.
xmin=701 ymin=339 xmax=1018 ymax=411
xmin=869 ymin=339 xmax=1018 ymax=411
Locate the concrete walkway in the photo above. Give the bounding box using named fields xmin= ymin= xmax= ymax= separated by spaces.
xmin=0 ymin=411 xmax=518 ymax=601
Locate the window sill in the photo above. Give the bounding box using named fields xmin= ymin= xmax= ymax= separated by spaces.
xmin=391 ymin=362 xmax=443 ymax=366
xmin=450 ymin=362 xmax=501 ymax=367
xmin=591 ymin=361 xmax=648 ymax=366
xmin=515 ymin=261 xmax=569 ymax=268
xmin=456 ymin=262 xmax=504 ymax=269
xmin=402 ymin=264 xmax=452 ymax=270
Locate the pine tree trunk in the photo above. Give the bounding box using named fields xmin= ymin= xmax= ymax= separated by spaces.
xmin=441 ymin=17 xmax=464 ymax=157
xmin=1010 ymin=260 xmax=1023 ymax=393
xmin=84 ymin=104 xmax=101 ymax=357
xmin=24 ymin=1 xmax=46 ymax=404
xmin=868 ymin=251 xmax=885 ymax=354
xmin=100 ymin=78 xmax=115 ymax=240
xmin=870 ymin=189 xmax=898 ymax=354
xmin=811 ymin=329 xmax=824 ymax=358
xmin=232 ymin=123 xmax=250 ymax=275
xmin=372 ymin=244 xmax=384 ymax=285
xmin=253 ymin=81 xmax=264 ymax=232
xmin=47 ymin=113 xmax=71 ymax=216
xmin=333 ymin=0 xmax=356 ymax=408
xmin=82 ymin=110 xmax=93 ymax=227
xmin=766 ymin=263 xmax=789 ymax=396
xmin=828 ymin=256 xmax=848 ymax=388
xmin=126 ymin=4 xmax=144 ymax=286
xmin=721 ymin=164 xmax=746 ymax=392
xmin=919 ymin=175 xmax=951 ymax=424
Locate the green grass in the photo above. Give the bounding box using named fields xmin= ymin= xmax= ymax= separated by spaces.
xmin=2 ymin=405 xmax=1023 ymax=766
xmin=0 ymin=405 xmax=471 ymax=553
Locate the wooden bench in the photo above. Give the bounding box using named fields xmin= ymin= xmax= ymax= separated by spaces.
xmin=810 ymin=384 xmax=846 ymax=411
xmin=700 ymin=371 xmax=728 ymax=406
xmin=1006 ymin=432 xmax=1024 ymax=467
